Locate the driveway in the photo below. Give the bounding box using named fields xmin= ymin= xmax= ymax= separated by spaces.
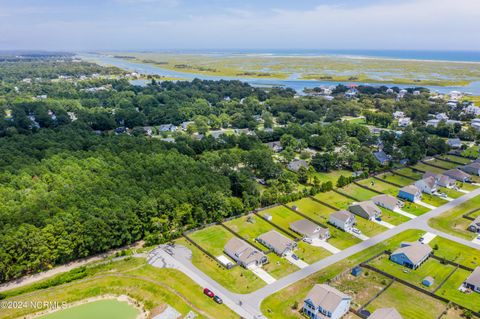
xmin=394 ymin=208 xmax=417 ymax=219
xmin=248 ymin=265 xmax=277 ymax=284
xmin=420 ymin=232 xmax=437 ymax=244
xmin=310 ymin=239 xmax=342 ymax=254
xmin=373 ymin=219 xmax=395 ymax=229
xmin=415 ymin=200 xmax=437 ymax=209
xmin=284 ymin=252 xmax=309 ymax=268
xmin=347 ymin=230 xmax=370 ymax=241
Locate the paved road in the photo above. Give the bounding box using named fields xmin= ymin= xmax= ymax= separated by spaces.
xmin=148 ymin=187 xmax=480 ymax=318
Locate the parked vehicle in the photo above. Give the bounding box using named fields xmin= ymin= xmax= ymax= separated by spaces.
xmin=375 ymin=217 xmax=382 ymax=222
xmin=203 ymin=288 xmax=214 ymax=298
xmin=291 ymin=254 xmax=299 ymax=260
xmin=213 ymin=295 xmax=223 ymax=304
xmin=352 ymin=228 xmax=362 ymax=234
xmin=302 ymin=237 xmax=313 ymax=244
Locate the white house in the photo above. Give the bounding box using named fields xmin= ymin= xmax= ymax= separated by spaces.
xmin=398 ymin=117 xmax=411 ymax=127
xmin=372 ymin=194 xmax=404 ymax=211
xmin=303 ymin=284 xmax=351 ymax=319
xmin=328 ymin=210 xmax=356 ymax=232
xmin=415 ymin=176 xmax=437 ymax=194
xmin=393 ymin=111 xmax=405 ymax=119
xmin=426 ymin=119 xmax=440 ymax=127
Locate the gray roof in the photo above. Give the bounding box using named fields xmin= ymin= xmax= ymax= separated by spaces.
xmin=463 ymin=162 xmax=480 ymax=170
xmin=224 ymin=237 xmax=266 ymax=266
xmin=257 ymin=230 xmax=295 ymax=253
xmin=330 ymin=210 xmax=354 ymax=222
xmin=372 ymin=194 xmax=401 ymax=208
xmin=305 ymin=284 xmax=351 ymax=312
xmin=349 ymin=201 xmax=381 ymax=218
xmin=466 ymin=267 xmax=480 ymax=287
xmin=444 ymin=168 xmax=471 ymax=181
xmin=369 ymin=308 xmax=403 ymax=319
xmin=373 ymin=151 xmax=390 ymax=164
xmin=421 ymin=176 xmax=437 ymax=189
xmin=399 ymin=185 xmax=420 ymax=196
xmin=287 ymin=160 xmax=308 ymax=172
xmin=290 ymin=219 xmax=329 ymax=237
xmin=391 ymin=242 xmax=432 ymax=265
xmin=447 ymin=138 xmax=462 ymax=146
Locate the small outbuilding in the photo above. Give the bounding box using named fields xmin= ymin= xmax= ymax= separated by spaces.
xmin=422 ymin=276 xmax=434 ymax=287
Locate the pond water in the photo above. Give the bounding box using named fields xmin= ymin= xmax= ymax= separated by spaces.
xmin=81 ymin=53 xmax=480 ymax=95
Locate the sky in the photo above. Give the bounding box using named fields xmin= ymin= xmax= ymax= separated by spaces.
xmin=1 ymin=0 xmax=480 ymax=51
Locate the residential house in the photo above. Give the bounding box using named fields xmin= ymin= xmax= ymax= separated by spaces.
xmin=447 ymin=138 xmax=462 ymax=149
xmin=423 ymin=172 xmax=456 ymax=188
xmin=329 ymin=210 xmax=356 ymax=232
xmin=369 ymin=308 xmax=403 ymax=319
xmin=266 ymin=141 xmax=283 ymax=153
xmin=256 ymin=230 xmax=297 ymax=256
xmin=398 ymin=185 xmax=422 ymax=202
xmin=372 ymin=194 xmax=404 ymax=211
xmin=398 ymin=117 xmax=411 ymax=127
xmin=303 ymin=284 xmax=351 ymax=319
xmin=290 ymin=219 xmax=330 ymax=241
xmin=224 ymin=237 xmax=268 ymax=268
xmin=444 ymin=168 xmax=472 ymax=182
xmin=464 ymin=267 xmax=480 ymax=293
xmin=461 ymin=162 xmax=480 ymax=176
xmin=435 ymin=113 xmax=449 ymax=121
xmin=180 ymin=121 xmax=194 ymax=131
xmin=393 ymin=111 xmax=405 ymax=119
xmin=465 ymin=104 xmax=480 ymax=116
xmin=287 ymin=159 xmax=309 ymax=172
xmin=468 ymin=216 xmax=480 ymax=233
xmin=373 ymin=151 xmax=391 ymax=166
xmin=415 ymin=176 xmax=438 ymax=194
xmin=348 ymin=201 xmax=381 ymax=221
xmin=426 ymin=119 xmax=440 ymax=127
xmin=160 ymin=137 xmax=175 ymax=143
xmin=158 ymin=124 xmax=177 ymax=132
xmin=390 ymin=242 xmax=432 ymax=269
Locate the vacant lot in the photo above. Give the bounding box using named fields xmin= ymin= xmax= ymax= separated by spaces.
xmin=429 ymin=195 xmax=480 ymax=240
xmin=39 ymin=299 xmax=139 ymax=319
xmin=376 ymin=172 xmax=413 ymax=186
xmin=313 ymin=169 xmax=353 ymax=184
xmin=421 ymin=193 xmax=448 ymax=207
xmin=424 ymin=158 xmax=458 ymax=169
xmin=369 ymin=255 xmax=455 ymax=292
xmin=411 ymin=163 xmax=447 ymax=174
xmin=356 ymin=178 xmax=400 ymax=196
xmin=337 ymin=183 xmax=379 ymax=201
xmin=394 ymin=168 xmax=423 ymax=179
xmin=428 ymin=236 xmax=480 ymax=268
xmin=331 ymin=272 xmax=391 ymax=310
xmin=437 ymin=154 xmax=472 ymax=165
xmin=314 ymin=190 xmax=352 ymax=209
xmin=365 ymin=282 xmax=447 ymax=319
xmin=378 ymin=207 xmax=410 ymax=225
xmin=438 ymin=186 xmax=463 ymax=199
xmin=188 ymin=225 xmax=235 ymax=257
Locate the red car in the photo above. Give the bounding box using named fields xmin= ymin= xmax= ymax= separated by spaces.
xmin=203 ymin=288 xmax=214 ymax=298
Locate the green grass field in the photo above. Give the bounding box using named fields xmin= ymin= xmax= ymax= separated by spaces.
xmin=188 ymin=225 xmax=235 ymax=257
xmin=411 ymin=163 xmax=447 ymax=174
xmin=376 ymin=172 xmax=413 ymax=186
xmin=1 ymin=257 xmax=238 ymax=319
xmin=394 ymin=168 xmax=423 ymax=179
xmin=428 ymin=236 xmax=480 ymax=268
xmin=312 ymin=169 xmax=353 ymax=184
xmin=428 ymin=195 xmax=480 ymax=240
xmin=438 ymin=186 xmax=463 ymax=199
xmin=437 ymin=155 xmax=472 ymax=165
xmin=378 ymin=207 xmax=410 ymax=225
xmin=435 ymin=268 xmax=480 ymax=312
xmin=314 ymin=191 xmax=352 ymax=209
xmin=400 ymin=201 xmax=430 ymax=216
xmin=338 ymin=183 xmax=378 ymax=201
xmin=369 ymin=255 xmax=455 ymax=292
xmin=330 ymin=272 xmax=391 ymax=310
xmin=261 ymin=230 xmax=424 ymax=319
xmin=365 ymin=282 xmax=446 ymax=319
xmin=356 ymin=178 xmax=400 ymax=196
xmin=424 ymin=158 xmax=458 ymax=169
xmin=39 ymin=300 xmax=139 ymax=319
xmin=421 ymin=193 xmax=448 ymax=207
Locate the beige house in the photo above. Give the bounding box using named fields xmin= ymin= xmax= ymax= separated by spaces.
xmin=369 ymin=308 xmax=403 ymax=319
xmin=290 ymin=219 xmax=330 ymax=241
xmin=256 ymin=230 xmax=296 ymax=256
xmin=224 ymin=237 xmax=268 ymax=268
xmin=372 ymin=194 xmax=404 ymax=211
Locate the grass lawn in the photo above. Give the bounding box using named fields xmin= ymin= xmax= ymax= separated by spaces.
xmin=376 ymin=172 xmax=413 ymax=186
xmin=379 ymin=207 xmax=410 ymax=226
xmin=188 ymin=225 xmax=234 ymax=257
xmin=424 ymin=158 xmax=458 ymax=169
xmin=356 ymin=178 xmax=400 ymax=196
xmin=1 ymin=257 xmax=239 ymax=319
xmin=261 ymin=230 xmax=425 ymax=319
xmin=314 ymin=190 xmax=352 ymax=209
xmin=365 ymin=282 xmax=447 ymax=319
xmin=459 ymin=182 xmax=479 ymax=191
xmin=330 ymin=272 xmax=391 ymax=310
xmin=295 ymin=241 xmax=332 ymax=264
xmin=312 ymin=169 xmax=353 ymax=185
xmin=411 ymin=163 xmax=447 ymax=174
xmin=421 ymin=193 xmax=448 ymax=207
xmin=394 ymin=168 xmax=423 ymax=179
xmin=176 ymin=238 xmax=266 ymax=293
xmin=435 ymin=268 xmax=480 ymax=313
xmin=438 ymin=186 xmax=463 ymax=199
xmin=369 ymin=255 xmax=455 ymax=291
xmin=428 ymin=195 xmax=480 ymax=241
xmin=224 ymin=213 xmax=295 ymax=246
xmin=438 ymin=154 xmax=472 ymax=165
xmin=263 ymin=252 xmax=300 ymax=279
xmin=289 ymin=197 xmax=333 ymax=216
xmin=338 ymin=183 xmax=378 ymax=201
xmin=39 ymin=299 xmax=139 ymax=319
xmin=400 ymin=201 xmax=430 ymax=216
xmin=428 ymin=236 xmax=480 ymax=268
xmin=462 ymin=146 xmax=480 ymax=159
